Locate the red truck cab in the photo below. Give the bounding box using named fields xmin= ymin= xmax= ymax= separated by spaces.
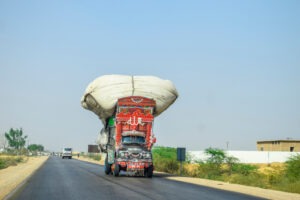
xmin=105 ymin=96 xmax=156 ymax=177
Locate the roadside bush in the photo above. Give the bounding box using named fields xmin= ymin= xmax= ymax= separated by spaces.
xmin=152 ymin=146 xmax=179 ymax=174
xmin=163 ymin=159 xmax=179 ymax=173
xmin=198 ymin=163 xmax=223 ymax=179
xmin=183 ymin=163 xmax=199 ymax=177
xmin=205 ymin=148 xmax=226 ymax=169
xmin=0 ymin=156 xmax=24 ymax=170
xmin=198 ymin=148 xmax=239 ymax=178
xmin=228 ymin=172 xmax=267 ymax=188
xmin=265 ymin=154 xmax=300 ymax=194
xmin=265 ymin=166 xmax=285 ymax=186
xmin=151 ymin=147 xmax=300 ymax=194
xmin=225 ymin=156 xmax=239 ymax=175
xmin=152 ymin=146 xmax=177 ymax=159
xmin=272 ymin=179 xmax=300 ymax=194
xmin=232 ymin=163 xmax=258 ymax=176
xmin=87 ymin=153 xmax=101 ymax=161
xmin=0 ymin=158 xmax=5 ymax=169
xmin=285 ymin=154 xmax=300 ymax=182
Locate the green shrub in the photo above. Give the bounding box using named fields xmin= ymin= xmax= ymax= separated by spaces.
xmin=150 ymin=147 xmax=300 ymax=194
xmin=0 ymin=158 xmax=6 ymax=169
xmin=232 ymin=163 xmax=258 ymax=176
xmin=266 ymin=169 xmax=284 ymax=186
xmin=152 ymin=146 xmax=179 ymax=174
xmin=225 ymin=156 xmax=239 ymax=175
xmin=269 ymin=174 xmax=300 ymax=194
xmin=228 ymin=173 xmax=267 ymax=188
xmin=285 ymin=154 xmax=300 ymax=182
xmin=87 ymin=153 xmax=101 ymax=161
xmin=197 ymin=163 xmax=223 ymax=179
xmin=163 ymin=159 xmax=179 ymax=173
xmin=15 ymin=156 xmax=24 ymax=162
xmin=152 ymin=146 xmax=177 ymax=159
xmin=0 ymin=156 xmax=24 ymax=170
xmin=205 ymin=148 xmax=226 ymax=166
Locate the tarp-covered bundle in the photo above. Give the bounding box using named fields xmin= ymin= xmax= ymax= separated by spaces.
xmin=81 ymin=75 xmax=178 ymax=125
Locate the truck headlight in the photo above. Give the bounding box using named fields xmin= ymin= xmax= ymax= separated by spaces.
xmin=124 ymin=152 xmax=129 ymax=158
xmin=119 ymin=151 xmax=128 ymax=158
xmin=143 ymin=152 xmax=151 ymax=159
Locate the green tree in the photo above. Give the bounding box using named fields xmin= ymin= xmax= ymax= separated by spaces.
xmin=205 ymin=147 xmax=226 ymax=165
xmin=202 ymin=147 xmax=227 ymax=177
xmin=225 ymin=155 xmax=240 ymax=175
xmin=28 ymin=144 xmax=44 ymax=152
xmin=4 ymin=128 xmax=27 ymax=153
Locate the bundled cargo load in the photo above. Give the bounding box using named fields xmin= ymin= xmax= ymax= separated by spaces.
xmin=81 ymin=75 xmax=178 ymax=125
xmin=81 ymin=75 xmax=178 ymax=177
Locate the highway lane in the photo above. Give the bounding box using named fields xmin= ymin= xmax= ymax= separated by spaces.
xmin=10 ymin=157 xmax=266 ymax=200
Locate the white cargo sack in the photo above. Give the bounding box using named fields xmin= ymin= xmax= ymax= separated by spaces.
xmin=81 ymin=75 xmax=178 ymax=125
xmin=96 ymin=128 xmax=109 ymax=152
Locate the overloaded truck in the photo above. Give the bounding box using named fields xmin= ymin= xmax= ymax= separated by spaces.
xmin=81 ymin=75 xmax=178 ymax=177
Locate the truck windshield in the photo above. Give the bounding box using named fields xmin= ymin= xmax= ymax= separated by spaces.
xmin=64 ymin=148 xmax=72 ymax=151
xmin=122 ymin=136 xmax=145 ymax=144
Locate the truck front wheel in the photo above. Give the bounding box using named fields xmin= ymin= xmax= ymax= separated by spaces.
xmin=104 ymin=156 xmax=111 ymax=175
xmin=146 ymin=165 xmax=153 ymax=178
xmin=114 ymin=164 xmax=120 ymax=177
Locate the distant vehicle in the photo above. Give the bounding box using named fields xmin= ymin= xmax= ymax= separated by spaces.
xmin=61 ymin=148 xmax=72 ymax=159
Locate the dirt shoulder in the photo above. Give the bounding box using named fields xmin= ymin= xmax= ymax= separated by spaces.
xmin=0 ymin=156 xmax=49 ymax=200
xmin=73 ymin=155 xmax=104 ymax=165
xmin=165 ymin=176 xmax=300 ymax=200
xmin=74 ymin=157 xmax=300 ymax=200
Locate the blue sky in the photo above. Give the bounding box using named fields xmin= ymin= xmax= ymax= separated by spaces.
xmin=0 ymin=1 xmax=299 ymax=152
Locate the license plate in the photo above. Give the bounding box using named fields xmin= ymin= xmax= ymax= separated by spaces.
xmin=128 ymin=162 xmax=144 ymax=169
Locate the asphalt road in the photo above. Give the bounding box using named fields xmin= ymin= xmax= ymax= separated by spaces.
xmin=10 ymin=157 xmax=266 ymax=200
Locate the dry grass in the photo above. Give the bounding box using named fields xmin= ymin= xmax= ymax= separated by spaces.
xmin=254 ymin=163 xmax=285 ymax=175
xmin=0 ymin=156 xmax=48 ymax=199
xmin=73 ymin=155 xmax=104 ymax=165
xmin=183 ymin=163 xmax=199 ymax=177
xmin=183 ymin=162 xmax=286 ymax=176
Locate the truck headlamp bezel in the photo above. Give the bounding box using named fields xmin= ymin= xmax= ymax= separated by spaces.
xmin=142 ymin=152 xmax=151 ymax=159
xmin=119 ymin=151 xmax=129 ymax=158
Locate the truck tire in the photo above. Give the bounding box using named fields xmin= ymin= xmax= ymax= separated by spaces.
xmin=146 ymin=165 xmax=153 ymax=178
xmin=114 ymin=164 xmax=120 ymax=177
xmin=104 ymin=156 xmax=111 ymax=175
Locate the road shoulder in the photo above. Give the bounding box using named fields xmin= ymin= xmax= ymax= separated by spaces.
xmin=165 ymin=176 xmax=300 ymax=200
xmin=0 ymin=156 xmax=49 ymax=200
xmin=74 ymin=157 xmax=300 ymax=200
